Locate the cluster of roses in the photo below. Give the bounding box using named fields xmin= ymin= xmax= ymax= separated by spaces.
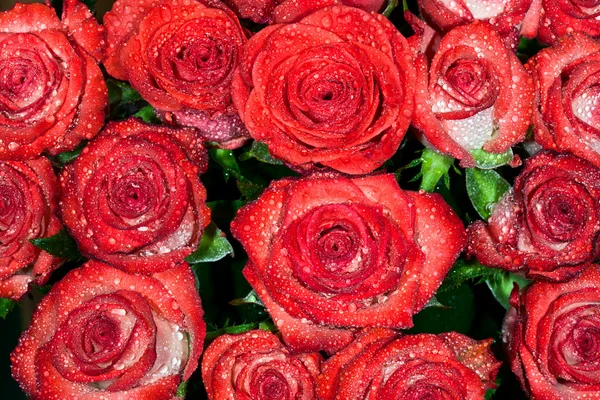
xmin=2 ymin=0 xmax=600 ymax=398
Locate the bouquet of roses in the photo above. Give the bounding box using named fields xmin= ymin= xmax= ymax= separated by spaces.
xmin=1 ymin=0 xmax=600 ymax=398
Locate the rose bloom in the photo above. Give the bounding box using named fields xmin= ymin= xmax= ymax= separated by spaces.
xmin=469 ymin=151 xmax=600 ymax=281
xmin=318 ymin=329 xmax=501 ymax=399
xmin=417 ymin=0 xmax=534 ymax=43
xmin=225 ymin=0 xmax=386 ymax=24
xmin=11 ymin=261 xmax=205 ymax=399
xmin=202 ymin=330 xmax=321 ymax=400
xmin=60 ymin=118 xmax=210 ymax=274
xmin=530 ymin=33 xmax=600 ymax=167
xmin=232 ymin=5 xmax=415 ymax=175
xmin=104 ymin=0 xmax=248 ymax=148
xmin=520 ymin=0 xmax=600 ymax=43
xmin=231 ymin=173 xmax=466 ymax=353
xmin=504 ymin=265 xmax=600 ymax=399
xmin=0 ymin=0 xmax=107 ymax=160
xmin=411 ymin=20 xmax=533 ymax=167
xmin=0 ymin=158 xmax=62 ymax=300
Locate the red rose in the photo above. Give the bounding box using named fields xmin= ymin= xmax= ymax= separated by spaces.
xmin=231 ymin=174 xmax=466 ymax=353
xmin=504 ymin=265 xmax=600 ymax=399
xmin=232 ymin=5 xmax=415 ymax=174
xmin=0 ymin=158 xmax=62 ymax=300
xmin=11 ymin=261 xmax=205 ymax=399
xmin=104 ymin=0 xmax=249 ymax=148
xmin=521 ymin=0 xmax=600 ymax=43
xmin=202 ymin=330 xmax=321 ymax=399
xmin=417 ymin=0 xmax=533 ymax=42
xmin=318 ymin=329 xmax=501 ymax=399
xmin=411 ymin=20 xmax=533 ymax=167
xmin=530 ymin=33 xmax=600 ymax=168
xmin=60 ymin=118 xmax=210 ymax=274
xmin=0 ymin=1 xmax=107 ymax=160
xmin=469 ymin=151 xmax=600 ymax=281
xmin=225 ymin=0 xmax=385 ymax=24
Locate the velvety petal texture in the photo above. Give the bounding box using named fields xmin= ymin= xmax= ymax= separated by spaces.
xmin=202 ymin=330 xmax=321 ymax=399
xmin=0 ymin=1 xmax=107 ymax=160
xmin=11 ymin=261 xmax=205 ymax=399
xmin=411 ymin=20 xmax=533 ymax=166
xmin=529 ymin=33 xmax=600 ymax=167
xmin=504 ymin=266 xmax=600 ymax=399
xmin=104 ymin=0 xmax=249 ymax=148
xmin=468 ymin=151 xmax=600 ymax=281
xmin=225 ymin=0 xmax=386 ymax=24
xmin=317 ymin=329 xmax=501 ymax=399
xmin=59 ymin=118 xmax=210 ymax=274
xmin=417 ymin=0 xmax=533 ymax=42
xmin=231 ymin=173 xmax=466 ymax=353
xmin=232 ymin=5 xmax=416 ymax=174
xmin=0 ymin=157 xmax=62 ymax=300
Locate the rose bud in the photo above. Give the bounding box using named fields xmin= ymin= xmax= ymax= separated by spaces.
xmin=0 ymin=0 xmax=107 ymax=160
xmin=530 ymin=33 xmax=600 ymax=167
xmin=232 ymin=5 xmax=416 ymax=175
xmin=11 ymin=261 xmax=205 ymax=399
xmin=504 ymin=266 xmax=600 ymax=399
xmin=411 ymin=19 xmax=533 ymax=167
xmin=468 ymin=151 xmax=600 ymax=281
xmin=318 ymin=329 xmax=501 ymax=399
xmin=231 ymin=173 xmax=466 ymax=353
xmin=202 ymin=330 xmax=321 ymax=399
xmin=0 ymin=158 xmax=62 ymax=300
xmin=59 ymin=118 xmax=210 ymax=274
xmin=103 ymin=0 xmax=249 ymax=148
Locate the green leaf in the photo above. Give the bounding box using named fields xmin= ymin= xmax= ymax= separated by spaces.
xmin=134 ymin=105 xmax=160 ymax=124
xmin=52 ymin=143 xmax=85 ymax=166
xmin=205 ymin=322 xmax=260 ymax=341
xmin=230 ymin=290 xmax=264 ymax=307
xmin=439 ymin=258 xmax=499 ymax=292
xmin=237 ymin=180 xmax=264 ymax=202
xmin=240 ymin=142 xmax=284 ymax=165
xmin=0 ymin=298 xmax=16 ymax=319
xmin=30 ymin=230 xmax=83 ymax=261
xmin=107 ymin=80 xmax=143 ymax=107
xmin=420 ymin=149 xmax=454 ymax=192
xmin=175 ymin=381 xmax=188 ymax=398
xmin=185 ymin=222 xmax=234 ymax=264
xmin=486 ymin=271 xmax=531 ymax=309
xmin=471 ymin=148 xmax=514 ymax=169
xmin=258 ymin=321 xmax=277 ymax=333
xmin=466 ymin=168 xmax=511 ymax=220
xmin=423 ymin=296 xmax=449 ymax=309
xmin=209 ymin=148 xmax=243 ymax=182
xmin=409 ymin=283 xmax=475 ymax=334
xmin=384 ymin=0 xmax=400 ymax=16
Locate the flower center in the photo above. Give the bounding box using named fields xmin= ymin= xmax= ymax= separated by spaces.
xmin=256 ymin=370 xmax=289 ymax=400
xmin=109 ymin=176 xmax=155 ymax=219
